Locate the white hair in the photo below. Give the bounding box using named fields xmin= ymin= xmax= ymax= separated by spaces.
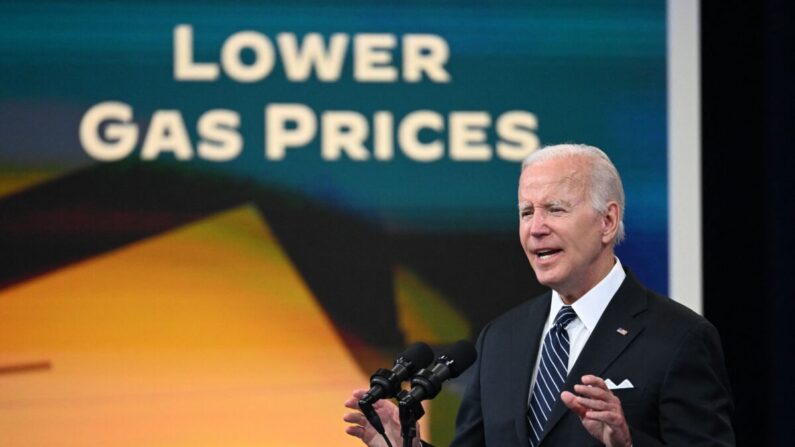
xmin=521 ymin=143 xmax=626 ymax=245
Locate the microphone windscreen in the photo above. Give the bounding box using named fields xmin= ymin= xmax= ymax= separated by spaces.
xmin=443 ymin=340 xmax=477 ymax=378
xmin=399 ymin=342 xmax=435 ymax=369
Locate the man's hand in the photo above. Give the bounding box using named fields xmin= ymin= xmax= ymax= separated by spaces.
xmin=561 ymin=375 xmax=632 ymax=447
xmin=344 ymin=389 xmax=419 ymax=447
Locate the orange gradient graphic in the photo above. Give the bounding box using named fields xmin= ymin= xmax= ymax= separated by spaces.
xmin=394 ymin=266 xmax=470 ymax=345
xmin=0 ymin=204 xmax=367 ymax=446
xmin=0 ymin=167 xmax=62 ymax=198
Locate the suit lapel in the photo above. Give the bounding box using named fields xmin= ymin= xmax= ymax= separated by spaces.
xmin=538 ymin=272 xmax=648 ymax=444
xmin=511 ymin=292 xmax=551 ymax=447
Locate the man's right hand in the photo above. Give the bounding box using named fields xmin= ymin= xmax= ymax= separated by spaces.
xmin=344 ymin=389 xmax=418 ymax=447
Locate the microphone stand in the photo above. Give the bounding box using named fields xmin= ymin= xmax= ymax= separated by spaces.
xmin=397 ymin=390 xmax=425 ymax=447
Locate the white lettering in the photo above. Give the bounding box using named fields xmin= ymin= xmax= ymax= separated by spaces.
xmin=222 ymin=31 xmax=276 ymax=82
xmin=354 ymin=34 xmax=398 ymax=82
xmin=79 ymin=101 xmax=139 ymax=161
xmin=140 ymin=110 xmax=194 ymax=160
xmin=403 ymin=34 xmax=450 ymax=83
xmin=449 ymin=112 xmax=491 ymax=161
xmin=398 ymin=110 xmax=444 ymax=162
xmin=373 ymin=111 xmax=394 ymax=161
xmin=496 ymin=111 xmax=539 ymax=161
xmin=265 ymin=103 xmax=317 ymax=160
xmin=173 ymin=24 xmax=220 ymax=81
xmin=321 ymin=111 xmax=370 ymax=160
xmin=278 ymin=33 xmax=349 ymax=82
xmin=197 ymin=109 xmax=242 ymax=161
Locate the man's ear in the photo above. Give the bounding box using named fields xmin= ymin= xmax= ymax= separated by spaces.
xmin=601 ymin=201 xmax=620 ymax=244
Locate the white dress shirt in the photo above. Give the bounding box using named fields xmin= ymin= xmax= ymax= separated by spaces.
xmin=528 ymin=258 xmax=626 ymax=401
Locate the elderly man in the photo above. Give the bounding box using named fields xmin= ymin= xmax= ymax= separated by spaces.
xmin=345 ymin=144 xmax=734 ymax=446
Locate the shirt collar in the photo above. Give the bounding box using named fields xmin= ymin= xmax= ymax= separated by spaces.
xmin=549 ymin=258 xmax=626 ymax=331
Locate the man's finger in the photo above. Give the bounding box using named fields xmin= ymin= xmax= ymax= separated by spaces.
xmin=344 ymin=397 xmax=361 ymax=410
xmin=561 ymin=390 xmax=588 ymax=417
xmin=574 ymin=395 xmax=612 ymax=411
xmin=345 ymin=425 xmax=366 ymax=439
xmin=372 ymin=398 xmax=392 ymax=411
xmin=345 ymin=389 xmax=374 ymax=410
xmin=352 ymin=389 xmax=369 ymax=399
xmin=584 ymin=409 xmax=624 ymax=427
xmin=573 ymin=383 xmax=613 ymax=400
xmin=343 ymin=412 xmax=368 ymax=426
xmin=580 ymin=375 xmax=609 ymax=390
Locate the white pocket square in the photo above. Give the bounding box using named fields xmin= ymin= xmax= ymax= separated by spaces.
xmin=605 ymin=378 xmax=634 ymax=390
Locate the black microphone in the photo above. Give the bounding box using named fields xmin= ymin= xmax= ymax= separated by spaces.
xmin=359 ymin=342 xmax=434 ymax=407
xmin=359 ymin=342 xmax=434 ymax=436
xmin=400 ymin=340 xmax=477 ymax=405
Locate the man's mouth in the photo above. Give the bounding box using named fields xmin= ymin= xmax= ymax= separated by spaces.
xmin=535 ymin=249 xmax=562 ymax=259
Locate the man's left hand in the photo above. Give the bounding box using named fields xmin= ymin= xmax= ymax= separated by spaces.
xmin=561 ymin=375 xmax=632 ymax=447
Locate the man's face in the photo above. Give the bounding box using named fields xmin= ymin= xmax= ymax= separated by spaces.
xmin=518 ymin=156 xmax=614 ymax=301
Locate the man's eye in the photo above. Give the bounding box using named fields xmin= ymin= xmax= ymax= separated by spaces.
xmin=550 ymin=208 xmax=565 ymax=214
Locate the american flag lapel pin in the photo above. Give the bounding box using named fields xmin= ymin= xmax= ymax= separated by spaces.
xmin=616 ymin=327 xmax=628 ymax=336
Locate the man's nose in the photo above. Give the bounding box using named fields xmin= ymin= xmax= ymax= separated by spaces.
xmin=529 ymin=214 xmax=550 ymax=236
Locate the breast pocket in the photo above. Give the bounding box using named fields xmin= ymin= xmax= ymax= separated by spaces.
xmin=611 ymin=386 xmax=645 ymax=406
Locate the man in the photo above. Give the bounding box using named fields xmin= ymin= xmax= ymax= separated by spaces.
xmin=344 ymin=144 xmax=734 ymax=446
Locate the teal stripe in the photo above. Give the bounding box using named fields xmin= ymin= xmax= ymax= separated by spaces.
xmin=0 ymin=1 xmax=663 ymax=63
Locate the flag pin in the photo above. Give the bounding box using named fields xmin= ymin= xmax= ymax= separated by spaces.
xmin=616 ymin=327 xmax=628 ymax=336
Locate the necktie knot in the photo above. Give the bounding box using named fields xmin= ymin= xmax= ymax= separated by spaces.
xmin=553 ymin=305 xmax=577 ymax=329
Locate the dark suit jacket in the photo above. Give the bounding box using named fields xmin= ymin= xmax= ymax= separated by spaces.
xmin=449 ymin=271 xmax=735 ymax=446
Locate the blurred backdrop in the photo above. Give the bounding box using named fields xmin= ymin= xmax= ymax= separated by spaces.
xmin=1 ymin=0 xmax=791 ymax=445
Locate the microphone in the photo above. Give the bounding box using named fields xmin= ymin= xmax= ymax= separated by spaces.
xmin=358 ymin=342 xmax=434 ymax=436
xmin=400 ymin=340 xmax=477 ymax=405
xmin=359 ymin=342 xmax=435 ymax=407
xmin=396 ymin=340 xmax=477 ymax=446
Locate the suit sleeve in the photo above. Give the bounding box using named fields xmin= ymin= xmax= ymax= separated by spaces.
xmin=449 ymin=323 xmax=491 ymax=447
xmin=633 ymin=319 xmax=735 ymax=446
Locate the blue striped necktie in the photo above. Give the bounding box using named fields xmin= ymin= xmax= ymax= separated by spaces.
xmin=527 ymin=305 xmax=578 ymax=446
